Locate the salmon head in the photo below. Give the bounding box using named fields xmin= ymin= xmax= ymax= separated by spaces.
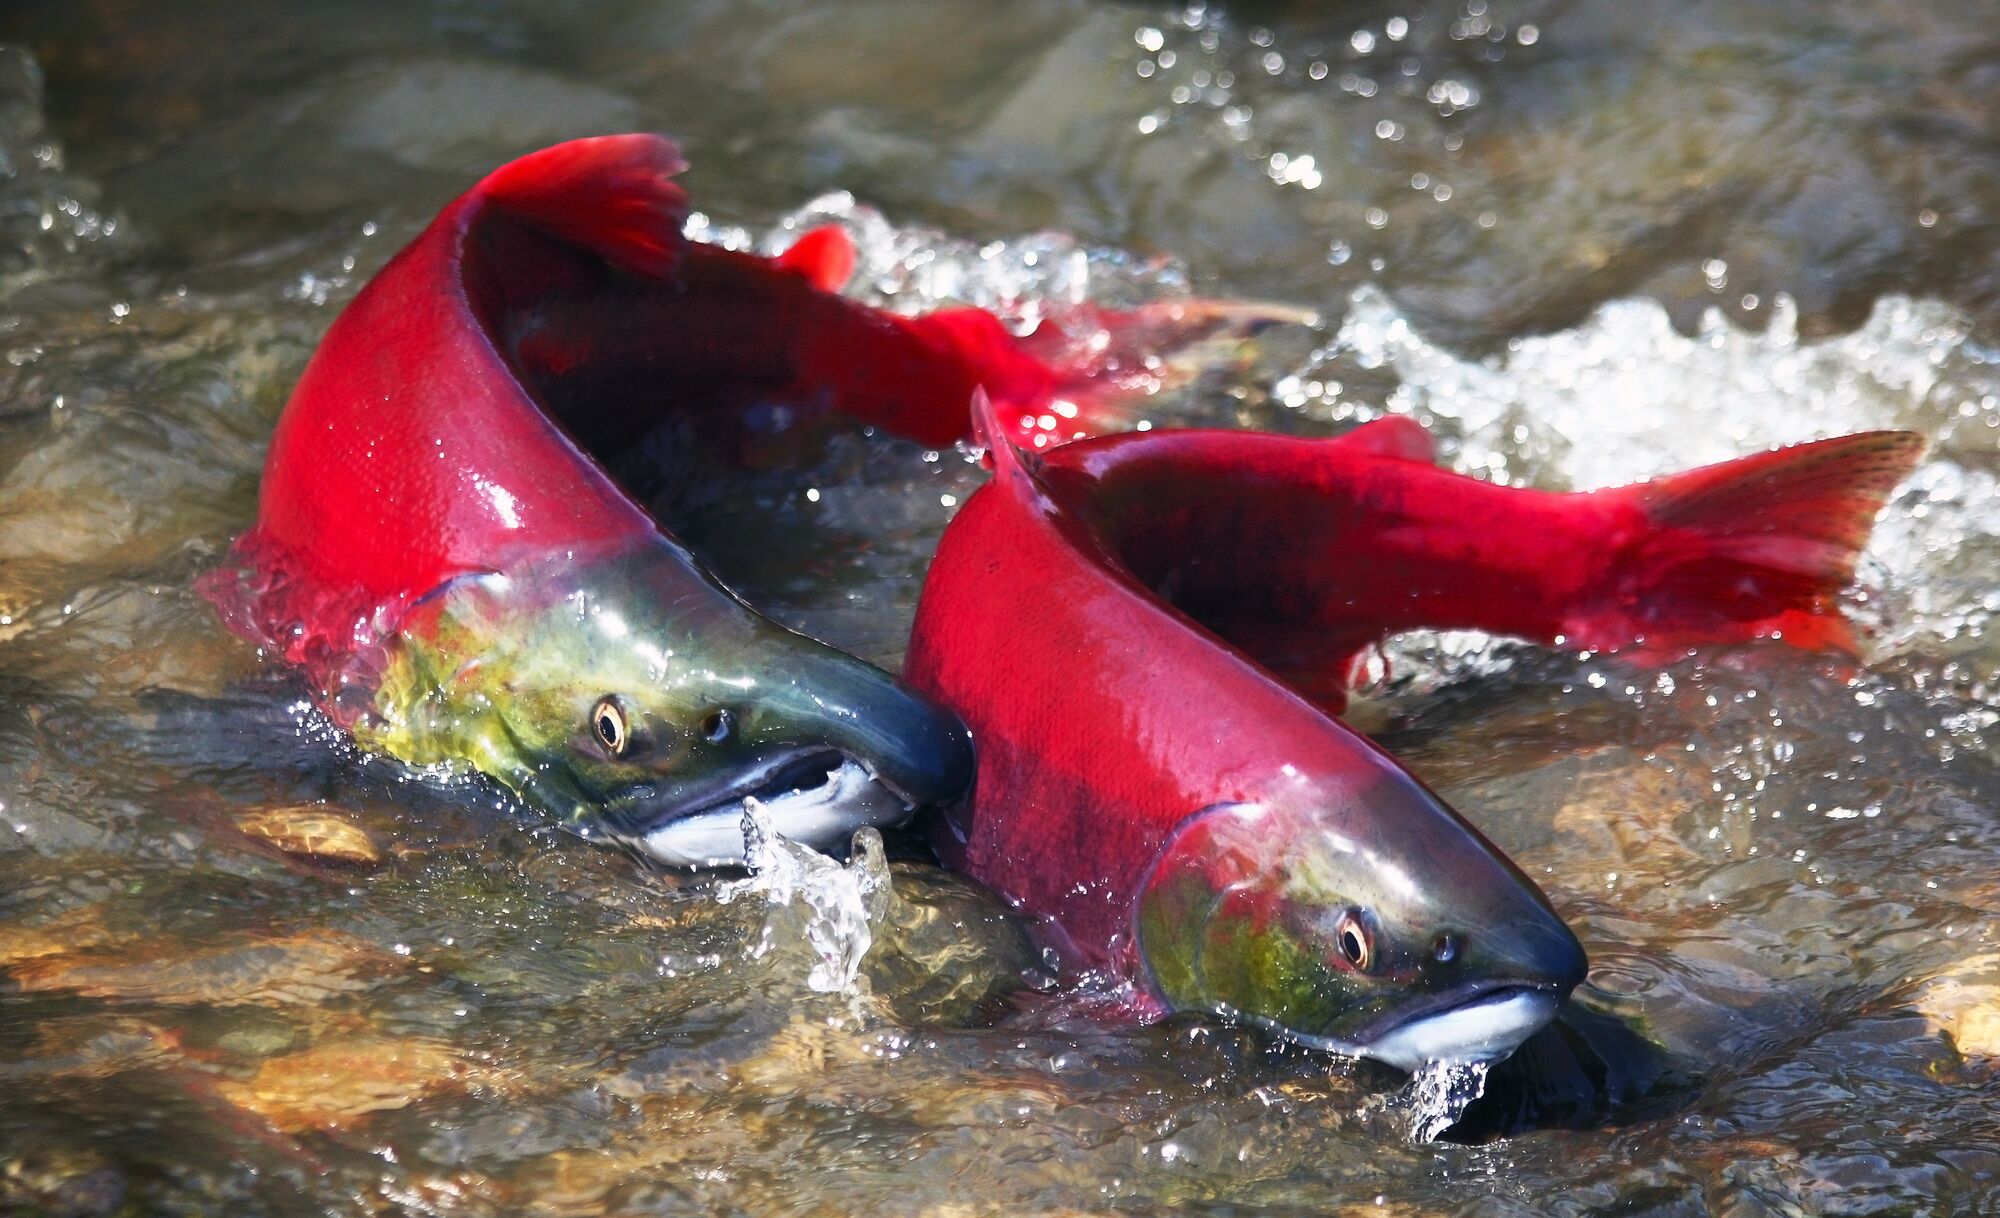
xmin=345 ymin=537 xmax=974 ymax=867
xmin=906 ymin=409 xmax=1587 ymax=1070
xmin=1132 ymin=779 xmax=1586 ymax=1071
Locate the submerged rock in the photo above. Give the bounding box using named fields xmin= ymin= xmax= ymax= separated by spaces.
xmin=0 ymin=901 xmax=120 ymax=966
xmin=6 ymin=929 xmax=394 ymax=1006
xmin=4 ymin=1015 xmax=180 ymax=1082
xmin=231 ymin=804 xmax=383 ymax=868
xmin=1914 ymin=951 xmax=2000 ymax=1060
xmin=0 ymin=1149 xmax=126 ymax=1218
xmin=216 ymin=1033 xmax=481 ymax=1131
xmin=860 ymin=862 xmax=1038 ymax=1027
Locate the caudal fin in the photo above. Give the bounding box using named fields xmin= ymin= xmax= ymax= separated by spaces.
xmin=1588 ymin=430 xmax=1926 ymax=656
xmin=906 ymin=298 xmax=1317 ymax=450
xmin=1020 ymin=298 xmax=1318 ymax=444
xmin=475 ymin=134 xmax=690 ymax=280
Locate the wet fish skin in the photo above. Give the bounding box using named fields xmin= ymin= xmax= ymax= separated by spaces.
xmin=203 ymin=135 xmax=1200 ymax=857
xmin=905 ymin=407 xmax=1920 ymax=1067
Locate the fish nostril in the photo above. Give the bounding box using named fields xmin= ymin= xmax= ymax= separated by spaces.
xmin=1432 ymin=933 xmax=1460 ymax=964
xmin=700 ymin=707 xmax=735 ymax=744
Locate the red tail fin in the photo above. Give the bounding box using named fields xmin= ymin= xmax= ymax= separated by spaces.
xmin=475 ymin=134 xmax=690 ymax=280
xmin=1590 ymin=430 xmax=1925 ymax=655
xmin=902 ymin=298 xmax=1317 ymax=449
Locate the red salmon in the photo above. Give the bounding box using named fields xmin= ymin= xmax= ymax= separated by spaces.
xmin=904 ymin=404 xmax=1920 ymax=1066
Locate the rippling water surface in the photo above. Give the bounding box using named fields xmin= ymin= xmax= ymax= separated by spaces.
xmin=2 ymin=2 xmax=1999 ymax=1214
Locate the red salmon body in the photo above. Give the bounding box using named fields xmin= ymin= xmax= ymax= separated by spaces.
xmin=219 ymin=136 xmax=1225 ymax=685
xmin=905 ymin=411 xmax=1918 ymax=1064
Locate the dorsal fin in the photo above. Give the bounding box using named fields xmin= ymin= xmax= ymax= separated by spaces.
xmin=474 ymin=134 xmax=690 ymax=280
xmin=1328 ymin=415 xmax=1438 ymax=464
xmin=776 ymin=225 xmax=858 ymax=293
xmin=968 ymin=387 xmax=1042 ymax=488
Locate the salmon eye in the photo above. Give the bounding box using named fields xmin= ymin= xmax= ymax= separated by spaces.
xmin=591 ymin=696 xmax=631 ymax=757
xmin=1337 ymin=910 xmax=1373 ymax=972
xmin=700 ymin=708 xmax=734 ymax=744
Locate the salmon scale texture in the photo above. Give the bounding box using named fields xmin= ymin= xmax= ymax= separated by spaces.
xmin=205 ymin=136 xmax=1923 ymax=1070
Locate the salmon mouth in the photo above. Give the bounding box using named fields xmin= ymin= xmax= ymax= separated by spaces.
xmin=626 ymin=747 xmax=917 ymax=868
xmin=1321 ymin=981 xmax=1569 ymax=1072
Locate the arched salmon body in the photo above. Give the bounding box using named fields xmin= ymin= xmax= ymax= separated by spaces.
xmin=906 ymin=409 xmax=1922 ymax=1068
xmin=205 ymin=134 xmax=1256 ymax=864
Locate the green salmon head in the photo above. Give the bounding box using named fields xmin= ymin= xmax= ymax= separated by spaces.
xmin=1134 ymin=775 xmax=1587 ymax=1071
xmin=355 ymin=539 xmax=974 ymax=865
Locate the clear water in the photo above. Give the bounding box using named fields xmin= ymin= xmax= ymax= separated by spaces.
xmin=3 ymin=1 xmax=2000 ymax=1214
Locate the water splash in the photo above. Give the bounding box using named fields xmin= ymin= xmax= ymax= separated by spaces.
xmin=1320 ymin=286 xmax=1992 ymax=490
xmin=687 ymin=192 xmax=1189 ymax=338
xmin=717 ymin=800 xmax=892 ymax=995
xmin=0 ymin=46 xmax=119 ymax=283
xmin=1398 ymin=1058 xmax=1492 ymax=1143
xmin=1296 ymin=286 xmax=2000 ymax=684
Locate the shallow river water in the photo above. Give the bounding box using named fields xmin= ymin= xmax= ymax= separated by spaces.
xmin=3 ymin=2 xmax=2000 ymax=1215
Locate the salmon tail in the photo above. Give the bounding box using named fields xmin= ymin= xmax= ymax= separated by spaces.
xmin=1588 ymin=430 xmax=1926 ymax=656
xmin=1021 ymin=298 xmax=1318 ymax=443
xmin=904 ymin=297 xmax=1316 ymax=449
xmin=475 ymin=134 xmax=690 ymax=280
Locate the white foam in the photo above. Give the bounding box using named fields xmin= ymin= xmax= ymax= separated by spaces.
xmin=1298 ymin=287 xmax=2000 ymax=677
xmin=687 ymin=192 xmax=1189 ymax=341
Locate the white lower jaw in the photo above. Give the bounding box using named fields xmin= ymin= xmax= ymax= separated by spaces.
xmin=1360 ymin=990 xmax=1562 ymax=1073
xmin=638 ymin=759 xmax=913 ymax=867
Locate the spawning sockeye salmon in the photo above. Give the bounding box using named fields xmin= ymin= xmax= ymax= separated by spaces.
xmin=205 ymin=135 xmax=1923 ymax=1069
